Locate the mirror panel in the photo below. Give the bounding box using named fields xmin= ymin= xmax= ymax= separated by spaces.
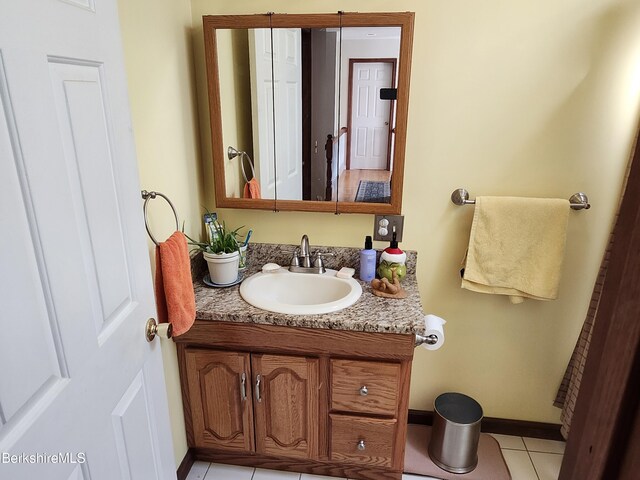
xmin=272 ymin=27 xmax=342 ymax=202
xmin=337 ymin=26 xmax=401 ymax=205
xmin=272 ymin=27 xmax=303 ymax=201
xmin=218 ymin=28 xmax=275 ymax=200
xmin=204 ymin=13 xmax=414 ymax=213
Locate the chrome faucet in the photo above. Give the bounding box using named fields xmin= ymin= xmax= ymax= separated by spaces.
xmin=290 ymin=234 xmax=333 ymax=274
xmin=299 ymin=234 xmax=311 ymax=267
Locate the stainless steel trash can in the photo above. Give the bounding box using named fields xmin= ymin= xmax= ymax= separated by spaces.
xmin=428 ymin=392 xmax=483 ymax=474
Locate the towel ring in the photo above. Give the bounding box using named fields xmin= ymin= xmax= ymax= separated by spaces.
xmin=141 ymin=190 xmax=179 ymax=246
xmin=228 ymin=146 xmax=256 ymax=183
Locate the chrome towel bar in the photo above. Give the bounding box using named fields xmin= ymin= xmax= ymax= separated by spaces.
xmin=451 ymin=188 xmax=590 ymax=211
xmin=141 ymin=190 xmax=179 ymax=246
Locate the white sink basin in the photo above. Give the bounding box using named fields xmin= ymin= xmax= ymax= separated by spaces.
xmin=239 ymin=268 xmax=362 ymax=315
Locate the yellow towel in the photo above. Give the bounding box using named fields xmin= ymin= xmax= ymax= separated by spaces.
xmin=461 ymin=196 xmax=570 ymax=304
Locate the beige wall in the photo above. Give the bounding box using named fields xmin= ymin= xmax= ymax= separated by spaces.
xmin=119 ymin=0 xmax=640 ymax=467
xmin=192 ymin=0 xmax=640 ymax=426
xmin=117 ymin=0 xmax=203 ymax=466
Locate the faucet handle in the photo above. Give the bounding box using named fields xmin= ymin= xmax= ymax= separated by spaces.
xmin=312 ymin=251 xmax=334 ymax=270
xmin=290 ymin=248 xmax=301 ymax=267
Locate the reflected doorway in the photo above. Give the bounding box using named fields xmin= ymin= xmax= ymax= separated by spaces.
xmin=346 ymin=59 xmax=397 ymax=172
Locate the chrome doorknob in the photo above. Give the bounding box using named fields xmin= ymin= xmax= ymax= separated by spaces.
xmin=359 ymin=386 xmax=368 ymax=396
xmin=145 ymin=318 xmax=173 ymax=342
xmin=357 ymin=440 xmax=366 ymax=451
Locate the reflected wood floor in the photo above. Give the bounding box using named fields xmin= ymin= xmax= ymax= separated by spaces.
xmin=335 ymin=169 xmax=392 ymax=202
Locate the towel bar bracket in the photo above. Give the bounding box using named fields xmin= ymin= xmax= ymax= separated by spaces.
xmin=451 ymin=188 xmax=590 ymax=210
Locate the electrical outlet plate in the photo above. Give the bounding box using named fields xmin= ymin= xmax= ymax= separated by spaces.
xmin=373 ymin=214 xmax=404 ymax=242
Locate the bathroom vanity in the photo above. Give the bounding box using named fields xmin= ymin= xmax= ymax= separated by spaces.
xmin=175 ymin=244 xmax=425 ymax=480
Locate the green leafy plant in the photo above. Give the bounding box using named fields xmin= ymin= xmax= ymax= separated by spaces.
xmin=184 ymin=217 xmax=244 ymax=255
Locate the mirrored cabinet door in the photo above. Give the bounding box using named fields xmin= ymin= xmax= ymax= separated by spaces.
xmin=271 ymin=26 xmax=342 ymax=203
xmin=335 ymin=26 xmax=401 ymax=206
xmin=216 ymin=27 xmax=275 ymax=201
xmin=272 ymin=27 xmax=303 ymax=201
xmin=205 ymin=15 xmax=276 ymax=210
xmin=204 ymin=13 xmax=414 ymax=214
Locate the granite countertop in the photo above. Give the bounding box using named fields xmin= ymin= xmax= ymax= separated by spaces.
xmin=192 ymin=242 xmax=425 ymax=335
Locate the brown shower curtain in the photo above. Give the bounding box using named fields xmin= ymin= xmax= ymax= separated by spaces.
xmin=553 ymin=230 xmax=614 ymax=439
xmin=554 ymin=135 xmax=637 ymax=440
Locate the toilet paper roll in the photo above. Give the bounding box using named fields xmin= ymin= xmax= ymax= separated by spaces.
xmin=421 ymin=314 xmax=446 ymax=350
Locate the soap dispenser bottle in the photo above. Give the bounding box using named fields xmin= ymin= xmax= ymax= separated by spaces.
xmin=378 ymin=229 xmax=407 ymax=281
xmin=359 ymin=235 xmax=376 ymax=282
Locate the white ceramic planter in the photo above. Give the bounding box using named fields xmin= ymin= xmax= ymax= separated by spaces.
xmin=203 ymin=251 xmax=240 ymax=284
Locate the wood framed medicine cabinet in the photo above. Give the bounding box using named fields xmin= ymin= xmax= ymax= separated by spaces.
xmin=203 ymin=12 xmax=414 ymax=214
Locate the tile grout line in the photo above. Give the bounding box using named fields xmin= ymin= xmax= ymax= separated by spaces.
xmin=521 ymin=436 xmax=542 ymax=480
xmin=527 ymin=450 xmax=565 ymax=454
xmin=526 ymin=449 xmax=542 ymax=480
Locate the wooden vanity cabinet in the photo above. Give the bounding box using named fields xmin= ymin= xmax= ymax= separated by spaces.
xmin=176 ymin=321 xmax=415 ymax=480
xmin=184 ymin=348 xmax=319 ymax=459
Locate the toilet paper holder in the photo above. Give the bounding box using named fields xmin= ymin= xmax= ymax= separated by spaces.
xmin=415 ymin=334 xmax=439 ymax=347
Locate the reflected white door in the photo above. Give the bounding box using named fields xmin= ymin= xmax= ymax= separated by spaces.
xmin=249 ymin=28 xmax=276 ymax=200
xmin=249 ymin=28 xmax=303 ymax=201
xmin=272 ymin=28 xmax=303 ymax=201
xmin=0 ymin=1 xmax=175 ymax=479
xmin=348 ymin=61 xmax=393 ymax=170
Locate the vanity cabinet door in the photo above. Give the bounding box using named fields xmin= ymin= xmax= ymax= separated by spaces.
xmin=251 ymin=354 xmax=320 ymax=459
xmin=185 ymin=349 xmax=255 ymax=452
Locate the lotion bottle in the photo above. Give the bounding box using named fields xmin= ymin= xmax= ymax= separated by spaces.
xmin=377 ymin=229 xmax=407 ymax=281
xmin=359 ymin=235 xmax=376 ymax=282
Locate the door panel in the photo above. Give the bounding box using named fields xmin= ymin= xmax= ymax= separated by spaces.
xmin=272 ymin=28 xmax=303 ymax=201
xmin=252 ymin=354 xmax=319 ymax=459
xmin=349 ymin=61 xmax=393 ymax=170
xmin=185 ymin=349 xmax=254 ymax=452
xmin=111 ymin=370 xmax=161 ymax=480
xmin=48 ymin=59 xmax=134 ymax=340
xmin=249 ymin=28 xmax=276 ymax=199
xmin=0 ymin=64 xmax=66 ymax=427
xmin=0 ymin=1 xmax=174 ymax=478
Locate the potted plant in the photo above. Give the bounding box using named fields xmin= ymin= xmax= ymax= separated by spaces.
xmin=187 ymin=220 xmax=244 ymax=285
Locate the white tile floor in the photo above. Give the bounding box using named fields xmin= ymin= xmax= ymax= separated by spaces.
xmin=492 ymin=434 xmax=565 ymax=480
xmin=186 ymin=434 xmax=566 ymax=480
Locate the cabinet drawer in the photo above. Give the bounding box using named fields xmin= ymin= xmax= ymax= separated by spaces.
xmin=330 ymin=414 xmax=396 ymax=467
xmin=331 ymin=359 xmax=400 ymax=415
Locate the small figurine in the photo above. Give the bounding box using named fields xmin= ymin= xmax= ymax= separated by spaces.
xmin=371 ymin=270 xmax=407 ymax=299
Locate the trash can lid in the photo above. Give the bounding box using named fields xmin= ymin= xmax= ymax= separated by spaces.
xmin=434 ymin=392 xmax=483 ymax=425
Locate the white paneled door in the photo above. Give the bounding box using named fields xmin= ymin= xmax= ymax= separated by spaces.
xmin=250 ymin=28 xmax=303 ymax=202
xmin=348 ymin=61 xmax=394 ymax=171
xmin=272 ymin=28 xmax=303 ymax=201
xmin=0 ymin=1 xmax=175 ymax=479
xmin=249 ymin=28 xmax=277 ymax=200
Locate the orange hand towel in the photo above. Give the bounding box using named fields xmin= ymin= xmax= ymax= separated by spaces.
xmin=154 ymin=231 xmax=196 ymax=337
xmin=243 ymin=178 xmax=262 ymax=199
